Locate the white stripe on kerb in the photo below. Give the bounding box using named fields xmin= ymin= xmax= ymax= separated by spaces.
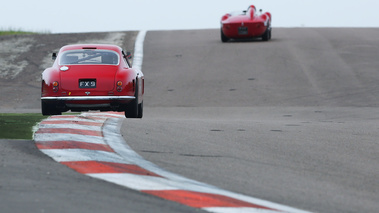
xmin=45 ymin=117 xmax=105 ymax=123
xmin=34 ymin=133 xmax=105 ymax=144
xmin=38 ymin=124 xmax=102 ymax=131
xmin=40 ymin=149 xmax=126 ymax=163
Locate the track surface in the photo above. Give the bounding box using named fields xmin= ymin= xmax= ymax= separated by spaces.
xmin=122 ymin=29 xmax=379 ymax=213
xmin=1 ymin=28 xmax=379 ymax=213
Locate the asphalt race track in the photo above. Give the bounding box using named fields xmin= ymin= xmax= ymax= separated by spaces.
xmin=1 ymin=28 xmax=379 ymax=213
xmin=122 ymin=28 xmax=379 ymax=213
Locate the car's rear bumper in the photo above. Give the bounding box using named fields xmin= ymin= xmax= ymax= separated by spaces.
xmin=41 ymin=96 xmax=135 ymax=101
xmin=222 ymin=22 xmax=267 ymax=38
xmin=41 ymin=96 xmax=136 ymax=112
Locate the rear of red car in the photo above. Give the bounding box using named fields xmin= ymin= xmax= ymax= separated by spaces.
xmin=220 ymin=5 xmax=271 ymax=42
xmin=41 ymin=44 xmax=144 ymax=118
xmin=222 ymin=21 xmax=267 ymax=39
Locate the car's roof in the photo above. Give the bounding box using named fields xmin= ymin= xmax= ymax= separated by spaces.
xmin=59 ymin=44 xmax=122 ymax=52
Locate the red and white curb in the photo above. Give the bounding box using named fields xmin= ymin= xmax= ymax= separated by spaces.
xmin=33 ymin=112 xmax=311 ymax=213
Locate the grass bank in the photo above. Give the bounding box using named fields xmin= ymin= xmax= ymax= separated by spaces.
xmin=0 ymin=30 xmax=37 ymax=36
xmin=0 ymin=113 xmax=48 ymax=139
xmin=0 ymin=28 xmax=50 ymax=36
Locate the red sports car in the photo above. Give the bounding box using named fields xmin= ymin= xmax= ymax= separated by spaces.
xmin=41 ymin=44 xmax=144 ymax=118
xmin=220 ymin=5 xmax=272 ymax=42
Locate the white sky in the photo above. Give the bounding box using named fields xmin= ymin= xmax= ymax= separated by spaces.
xmin=1 ymin=0 xmax=378 ymax=33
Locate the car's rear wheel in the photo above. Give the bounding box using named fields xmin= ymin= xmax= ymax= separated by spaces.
xmin=125 ymin=80 xmax=140 ymax=118
xmin=41 ymin=101 xmax=61 ymax=116
xmin=137 ymin=101 xmax=143 ymax=118
xmin=269 ymin=28 xmax=272 ymax=40
xmin=125 ymin=98 xmax=138 ymax=118
xmin=221 ymin=28 xmax=229 ymax=42
xmin=262 ymin=23 xmax=271 ymax=41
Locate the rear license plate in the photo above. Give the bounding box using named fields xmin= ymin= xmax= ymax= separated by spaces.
xmin=238 ymin=27 xmax=248 ymax=35
xmin=79 ymin=79 xmax=96 ymax=88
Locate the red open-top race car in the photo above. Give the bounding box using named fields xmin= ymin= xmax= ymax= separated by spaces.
xmin=41 ymin=44 xmax=144 ymax=118
xmin=220 ymin=5 xmax=272 ymax=42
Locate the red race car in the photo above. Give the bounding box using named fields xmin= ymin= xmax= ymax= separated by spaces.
xmin=41 ymin=44 xmax=144 ymax=118
xmin=220 ymin=5 xmax=272 ymax=42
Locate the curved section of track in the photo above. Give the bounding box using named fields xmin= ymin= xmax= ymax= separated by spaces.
xmin=34 ymin=112 xmax=310 ymax=213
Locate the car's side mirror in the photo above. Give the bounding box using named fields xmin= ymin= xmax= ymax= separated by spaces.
xmin=52 ymin=53 xmax=57 ymax=60
xmin=126 ymin=51 xmax=132 ymax=59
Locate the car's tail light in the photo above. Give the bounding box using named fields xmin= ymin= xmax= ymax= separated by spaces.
xmin=221 ymin=14 xmax=229 ymax=21
xmin=116 ymin=81 xmax=123 ymax=92
xmin=53 ymin=81 xmax=59 ymax=92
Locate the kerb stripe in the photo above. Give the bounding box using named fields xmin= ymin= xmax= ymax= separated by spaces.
xmin=36 ymin=141 xmax=113 ymax=152
xmin=41 ymin=120 xmax=103 ymax=126
xmin=142 ymin=190 xmax=278 ymax=210
xmin=36 ymin=128 xmax=102 ymax=137
xmin=62 ymin=161 xmax=163 ymax=177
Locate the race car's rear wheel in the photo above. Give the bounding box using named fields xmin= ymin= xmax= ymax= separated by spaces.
xmin=269 ymin=28 xmax=272 ymax=40
xmin=262 ymin=23 xmax=271 ymax=41
xmin=221 ymin=28 xmax=229 ymax=42
xmin=41 ymin=101 xmax=61 ymax=115
xmin=125 ymin=79 xmax=140 ymax=118
xmin=137 ymin=101 xmax=143 ymax=118
xmin=262 ymin=29 xmax=270 ymax=41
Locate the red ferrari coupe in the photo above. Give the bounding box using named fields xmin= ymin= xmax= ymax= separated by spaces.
xmin=41 ymin=44 xmax=144 ymax=118
xmin=220 ymin=5 xmax=272 ymax=42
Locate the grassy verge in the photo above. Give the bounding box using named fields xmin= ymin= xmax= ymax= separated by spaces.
xmin=0 ymin=113 xmax=48 ymax=139
xmin=0 ymin=28 xmax=50 ymax=36
xmin=0 ymin=30 xmax=37 ymax=36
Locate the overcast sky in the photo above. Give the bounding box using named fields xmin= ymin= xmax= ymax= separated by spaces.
xmin=1 ymin=0 xmax=378 ymax=33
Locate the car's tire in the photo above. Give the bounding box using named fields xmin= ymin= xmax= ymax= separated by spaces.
xmin=269 ymin=28 xmax=272 ymax=40
xmin=137 ymin=101 xmax=143 ymax=118
xmin=125 ymin=80 xmax=139 ymax=118
xmin=262 ymin=29 xmax=270 ymax=41
xmin=262 ymin=23 xmax=271 ymax=41
xmin=221 ymin=29 xmax=229 ymax=42
xmin=41 ymin=101 xmax=51 ymax=115
xmin=41 ymin=101 xmax=61 ymax=116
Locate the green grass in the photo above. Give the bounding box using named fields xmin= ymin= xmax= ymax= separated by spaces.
xmin=0 ymin=28 xmax=50 ymax=36
xmin=0 ymin=30 xmax=37 ymax=36
xmin=0 ymin=113 xmax=48 ymax=139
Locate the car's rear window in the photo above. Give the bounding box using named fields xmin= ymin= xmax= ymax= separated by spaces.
xmin=59 ymin=50 xmax=119 ymax=65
